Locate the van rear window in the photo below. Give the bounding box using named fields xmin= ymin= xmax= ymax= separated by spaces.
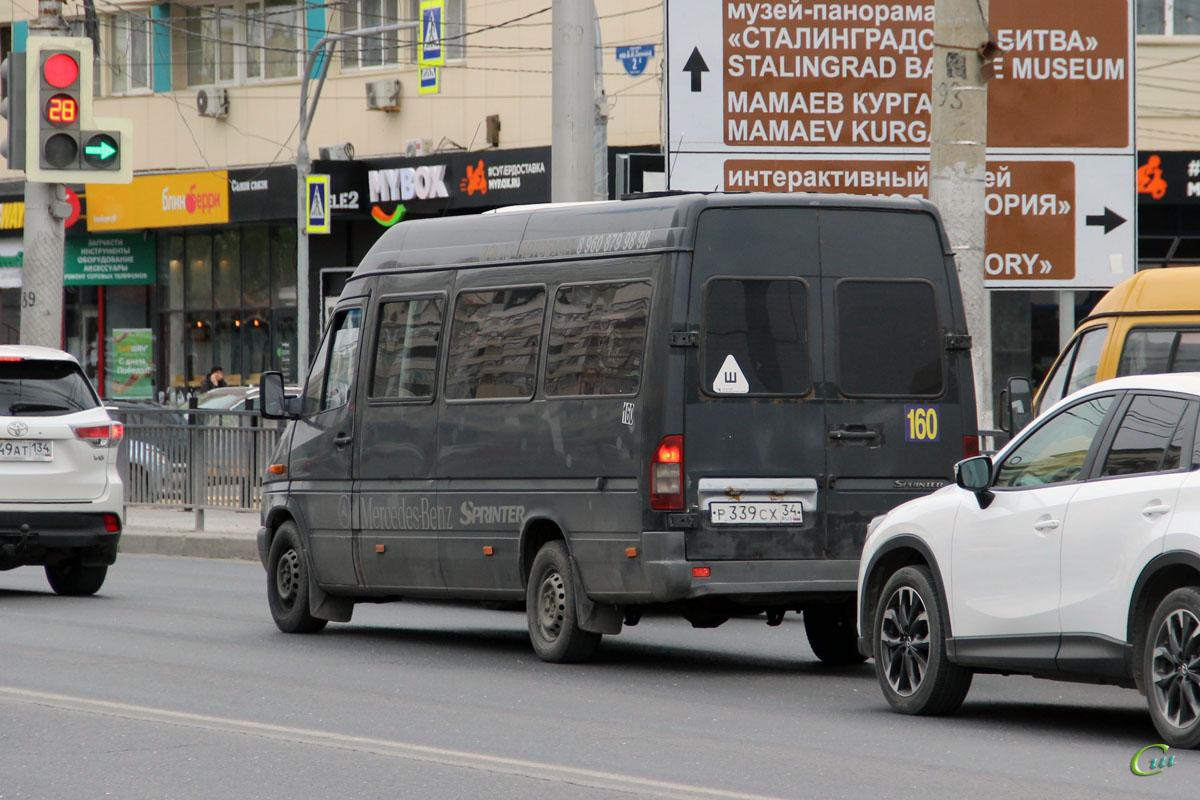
xmin=445 ymin=287 xmax=546 ymax=400
xmin=702 ymin=278 xmax=810 ymax=396
xmin=835 ymin=280 xmax=942 ymax=397
xmin=545 ymin=281 xmax=651 ymax=397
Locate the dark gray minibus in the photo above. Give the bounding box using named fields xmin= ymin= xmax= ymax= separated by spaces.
xmin=257 ymin=192 xmax=978 ymax=663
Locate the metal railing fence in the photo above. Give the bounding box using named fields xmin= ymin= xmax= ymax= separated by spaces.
xmin=111 ymin=404 xmax=287 ymax=513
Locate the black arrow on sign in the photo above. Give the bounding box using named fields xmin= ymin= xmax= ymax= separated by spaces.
xmin=683 ymin=47 xmax=709 ymax=92
xmin=1085 ymin=207 xmax=1127 ymax=234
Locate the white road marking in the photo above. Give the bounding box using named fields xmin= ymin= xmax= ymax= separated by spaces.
xmin=0 ymin=686 xmax=789 ymax=800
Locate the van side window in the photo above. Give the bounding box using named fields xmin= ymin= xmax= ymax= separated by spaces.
xmin=702 ymin=278 xmax=810 ymax=396
xmin=545 ymin=281 xmax=651 ymax=397
xmin=1100 ymin=395 xmax=1190 ymax=477
xmin=1118 ymin=329 xmax=1200 ymax=377
xmin=1039 ymin=326 xmax=1107 ymax=408
xmin=835 ymin=280 xmax=941 ymax=397
xmin=370 ymin=298 xmax=444 ymax=399
xmin=445 ymin=287 xmax=546 ymax=400
xmin=303 ymin=307 xmax=362 ymax=414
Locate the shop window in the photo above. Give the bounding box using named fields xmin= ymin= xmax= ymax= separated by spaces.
xmin=342 ymin=0 xmax=399 ymax=69
xmin=270 ymin=227 xmax=297 ymax=305
xmin=185 ymin=233 xmax=213 ymax=308
xmin=242 ymin=228 xmax=270 ymax=306
xmin=109 ymin=12 xmax=152 ymax=94
xmin=214 ymin=231 xmax=242 ymax=309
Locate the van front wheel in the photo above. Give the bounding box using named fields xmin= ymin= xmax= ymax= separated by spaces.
xmin=267 ymin=522 xmax=328 ymax=634
xmin=526 ymin=541 xmax=600 ymax=663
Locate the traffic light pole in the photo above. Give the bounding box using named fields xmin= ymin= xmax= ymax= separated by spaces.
xmin=20 ymin=4 xmax=70 ymax=348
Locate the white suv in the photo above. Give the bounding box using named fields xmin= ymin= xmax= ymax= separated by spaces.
xmin=858 ymin=373 xmax=1200 ymax=747
xmin=0 ymin=345 xmax=124 ymax=595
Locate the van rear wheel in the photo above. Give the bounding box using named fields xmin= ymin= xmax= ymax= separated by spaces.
xmin=804 ymin=602 xmax=867 ymax=665
xmin=526 ymin=541 xmax=600 ymax=663
xmin=267 ymin=522 xmax=328 ymax=634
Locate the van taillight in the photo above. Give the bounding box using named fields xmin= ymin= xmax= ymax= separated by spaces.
xmin=651 ymin=435 xmax=684 ymax=511
xmin=74 ymin=422 xmax=124 ymax=447
xmin=963 ymin=435 xmax=980 ymax=458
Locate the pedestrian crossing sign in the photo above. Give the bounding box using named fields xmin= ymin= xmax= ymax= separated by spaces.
xmin=419 ymin=0 xmax=444 ymax=66
xmin=306 ymin=174 xmax=331 ymax=234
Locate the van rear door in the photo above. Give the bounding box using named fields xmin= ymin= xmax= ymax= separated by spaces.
xmin=818 ymin=209 xmax=970 ymax=559
xmin=684 ymin=207 xmax=827 ymax=560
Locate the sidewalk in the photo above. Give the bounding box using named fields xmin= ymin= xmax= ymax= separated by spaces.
xmin=119 ymin=506 xmax=261 ymax=561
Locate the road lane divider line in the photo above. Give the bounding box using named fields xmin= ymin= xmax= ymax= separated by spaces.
xmin=0 ymin=686 xmax=788 ymax=800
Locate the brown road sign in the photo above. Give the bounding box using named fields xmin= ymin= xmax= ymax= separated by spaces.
xmin=721 ymin=0 xmax=1128 ymax=149
xmin=724 ymin=158 xmax=1075 ymax=281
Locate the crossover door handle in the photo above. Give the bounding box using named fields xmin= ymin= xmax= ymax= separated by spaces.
xmin=1142 ymin=503 xmax=1172 ymax=518
xmin=1033 ymin=519 xmax=1061 ymax=532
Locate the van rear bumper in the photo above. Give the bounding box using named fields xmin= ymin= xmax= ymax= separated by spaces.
xmin=639 ymin=530 xmax=857 ymax=602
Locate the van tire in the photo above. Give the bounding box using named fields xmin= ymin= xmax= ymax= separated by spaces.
xmin=267 ymin=522 xmax=328 ymax=634
xmin=873 ymin=566 xmax=972 ymax=715
xmin=527 ymin=541 xmax=600 ymax=663
xmin=804 ymin=603 xmax=867 ymax=665
xmin=45 ymin=562 xmax=107 ymax=596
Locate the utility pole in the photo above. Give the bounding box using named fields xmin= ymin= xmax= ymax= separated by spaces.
xmin=592 ymin=6 xmax=607 ymax=201
xmin=295 ymin=22 xmax=415 ymax=374
xmin=552 ymin=0 xmax=595 ymax=202
xmin=21 ymin=0 xmax=72 ymax=348
xmin=930 ymin=0 xmax=992 ymax=431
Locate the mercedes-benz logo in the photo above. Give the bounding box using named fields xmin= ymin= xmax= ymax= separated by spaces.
xmin=338 ymin=494 xmax=353 ymax=528
xmin=7 ymin=421 xmax=28 ymax=437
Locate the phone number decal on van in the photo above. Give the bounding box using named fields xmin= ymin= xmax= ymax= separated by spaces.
xmin=904 ymin=406 xmax=939 ymax=442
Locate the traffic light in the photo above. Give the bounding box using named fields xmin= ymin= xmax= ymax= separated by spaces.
xmin=24 ymin=36 xmax=132 ymax=184
xmin=0 ymin=51 xmax=26 ymax=169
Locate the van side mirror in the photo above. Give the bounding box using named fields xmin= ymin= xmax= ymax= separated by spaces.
xmin=955 ymin=455 xmax=995 ymax=508
xmin=260 ymin=371 xmax=299 ymax=420
xmin=1006 ymin=376 xmax=1034 ymax=433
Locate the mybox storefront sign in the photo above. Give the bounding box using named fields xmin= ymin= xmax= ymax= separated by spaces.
xmin=358 ymin=146 xmax=552 ymax=222
xmin=65 ymin=233 xmax=156 ymax=285
xmin=87 ymin=171 xmax=230 ymax=231
xmin=1137 ymin=151 xmax=1200 ymax=204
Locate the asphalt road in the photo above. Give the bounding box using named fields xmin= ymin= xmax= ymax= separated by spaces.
xmin=0 ymin=555 xmax=1190 ymax=799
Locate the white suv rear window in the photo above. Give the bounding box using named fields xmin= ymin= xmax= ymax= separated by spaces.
xmin=0 ymin=360 xmax=100 ymax=415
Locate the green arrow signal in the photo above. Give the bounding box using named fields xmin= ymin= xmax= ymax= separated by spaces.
xmin=85 ymin=140 xmax=116 ymax=160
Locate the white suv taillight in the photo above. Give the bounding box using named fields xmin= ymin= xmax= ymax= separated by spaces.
xmin=74 ymin=422 xmax=124 ymax=448
xmin=651 ymin=435 xmax=684 ymax=511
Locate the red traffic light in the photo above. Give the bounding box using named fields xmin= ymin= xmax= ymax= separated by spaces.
xmin=43 ymin=53 xmax=79 ymax=88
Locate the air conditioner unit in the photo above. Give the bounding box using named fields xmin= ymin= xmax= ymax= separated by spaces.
xmin=365 ymin=79 xmax=402 ymax=112
xmin=196 ymin=88 xmax=229 ymax=118
xmin=404 ymin=138 xmax=432 ymax=158
xmin=318 ymin=143 xmax=355 ymax=161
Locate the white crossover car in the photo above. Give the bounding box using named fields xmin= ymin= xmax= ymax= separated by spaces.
xmin=0 ymin=345 xmax=124 ymax=595
xmin=858 ymin=373 xmax=1200 ymax=747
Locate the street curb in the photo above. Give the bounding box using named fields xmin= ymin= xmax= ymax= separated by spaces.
xmin=119 ymin=529 xmax=258 ymax=561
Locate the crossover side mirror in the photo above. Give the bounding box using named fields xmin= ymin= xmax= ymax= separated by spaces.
xmin=955 ymin=455 xmax=995 ymax=508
